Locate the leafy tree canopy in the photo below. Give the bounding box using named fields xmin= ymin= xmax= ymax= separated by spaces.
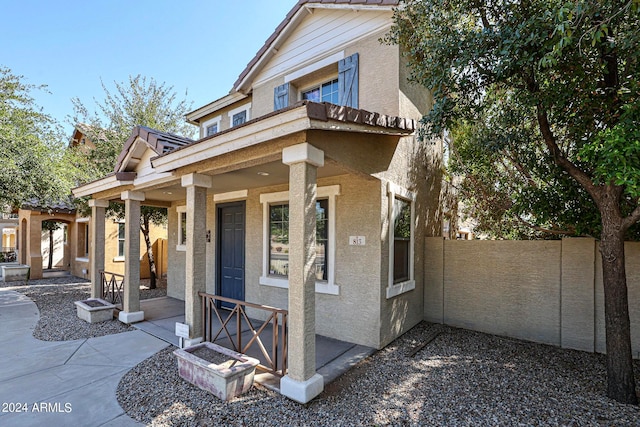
xmin=71 ymin=74 xmax=196 ymax=180
xmin=388 ymin=0 xmax=640 ymax=404
xmin=0 ymin=66 xmax=75 ymax=209
xmin=388 ymin=0 xmax=640 ymax=240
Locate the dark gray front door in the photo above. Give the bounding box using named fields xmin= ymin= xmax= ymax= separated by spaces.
xmin=217 ymin=202 xmax=245 ymax=308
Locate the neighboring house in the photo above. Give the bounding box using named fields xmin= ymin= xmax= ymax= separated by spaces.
xmin=73 ymin=0 xmax=441 ymax=403
xmin=15 ymin=124 xmax=169 ymax=280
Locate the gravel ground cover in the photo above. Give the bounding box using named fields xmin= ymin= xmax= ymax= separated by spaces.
xmin=118 ymin=322 xmax=640 ymax=426
xmin=1 ymin=275 xmax=167 ymax=341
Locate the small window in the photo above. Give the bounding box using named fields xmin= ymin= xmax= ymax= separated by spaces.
xmin=206 ymin=123 xmax=218 ymax=136
xmin=269 ymin=204 xmax=289 ymax=277
xmin=180 ymin=212 xmax=187 ymax=246
xmin=117 ymin=223 xmax=125 ymax=258
xmin=84 ymin=224 xmax=90 ymax=257
xmin=232 ymin=110 xmax=247 ymax=127
xmin=302 ymin=79 xmax=339 ymax=104
xmin=176 ymin=206 xmax=187 ymax=251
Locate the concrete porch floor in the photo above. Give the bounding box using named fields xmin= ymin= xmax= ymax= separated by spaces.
xmin=134 ymin=296 xmax=375 ymax=389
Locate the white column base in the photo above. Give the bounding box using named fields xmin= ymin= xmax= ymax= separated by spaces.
xmin=280 ymin=373 xmax=324 ymax=404
xmin=181 ymin=337 xmax=203 ymax=348
xmin=118 ymin=310 xmax=144 ymax=324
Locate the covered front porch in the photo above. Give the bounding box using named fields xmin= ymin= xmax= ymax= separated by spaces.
xmin=73 ymin=101 xmax=415 ymax=402
xmin=133 ymin=295 xmax=375 ymax=390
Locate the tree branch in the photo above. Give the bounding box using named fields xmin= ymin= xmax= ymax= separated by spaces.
xmin=516 ymin=216 xmax=577 ymax=236
xmin=536 ymin=104 xmax=599 ymax=198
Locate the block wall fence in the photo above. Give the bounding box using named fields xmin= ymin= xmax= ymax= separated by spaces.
xmin=424 ymin=237 xmax=640 ymax=358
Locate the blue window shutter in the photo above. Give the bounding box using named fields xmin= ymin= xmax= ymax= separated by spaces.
xmin=274 ymin=83 xmax=290 ymax=110
xmin=338 ymin=53 xmax=359 ymax=108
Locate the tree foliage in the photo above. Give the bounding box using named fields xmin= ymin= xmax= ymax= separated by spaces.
xmin=0 ymin=67 xmax=74 ymax=209
xmin=72 ymin=75 xmax=194 ymax=288
xmin=71 ymin=74 xmax=196 ymax=179
xmin=388 ymin=0 xmax=640 ymax=403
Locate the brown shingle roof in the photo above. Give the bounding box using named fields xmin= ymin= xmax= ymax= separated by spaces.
xmin=114 ymin=125 xmax=194 ymax=172
xmin=233 ymin=0 xmax=400 ymax=91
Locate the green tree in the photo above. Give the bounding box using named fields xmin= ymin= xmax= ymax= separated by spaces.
xmin=0 ymin=67 xmax=73 ymax=208
xmin=72 ymin=75 xmax=196 ymax=289
xmin=41 ymin=220 xmax=63 ymax=270
xmin=388 ymin=0 xmax=640 ymax=403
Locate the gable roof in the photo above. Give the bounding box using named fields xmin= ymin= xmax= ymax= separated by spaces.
xmin=233 ymin=0 xmax=400 ymax=93
xmin=114 ymin=125 xmax=194 ymax=173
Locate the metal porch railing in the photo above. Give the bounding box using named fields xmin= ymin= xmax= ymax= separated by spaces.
xmin=199 ymin=292 xmax=288 ymax=376
xmin=100 ymin=270 xmax=124 ymax=304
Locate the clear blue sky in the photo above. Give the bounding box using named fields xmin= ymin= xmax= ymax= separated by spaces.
xmin=0 ymin=0 xmax=295 ymax=135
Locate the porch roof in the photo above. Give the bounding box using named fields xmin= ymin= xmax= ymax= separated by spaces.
xmin=72 ymin=101 xmax=415 ymax=201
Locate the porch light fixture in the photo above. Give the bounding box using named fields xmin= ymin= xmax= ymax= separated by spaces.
xmin=257 ymin=171 xmax=269 ymax=176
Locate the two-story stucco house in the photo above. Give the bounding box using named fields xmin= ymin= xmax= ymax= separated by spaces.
xmin=73 ymin=0 xmax=441 ymax=403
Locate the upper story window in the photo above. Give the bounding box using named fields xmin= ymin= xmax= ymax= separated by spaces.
xmin=302 ymin=79 xmax=339 ymax=104
xmin=206 ymin=123 xmax=218 ymax=136
xmin=232 ymin=110 xmax=247 ymax=126
xmin=274 ymin=52 xmax=359 ymax=111
xmin=228 ymin=103 xmax=251 ymax=128
xmin=201 ymin=115 xmax=221 ymax=139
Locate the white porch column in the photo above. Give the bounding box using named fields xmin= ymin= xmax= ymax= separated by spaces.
xmin=119 ymin=190 xmax=145 ymax=323
xmin=88 ymin=199 xmax=109 ymax=298
xmin=181 ymin=173 xmax=212 ymax=346
xmin=281 ymin=143 xmax=325 ymax=403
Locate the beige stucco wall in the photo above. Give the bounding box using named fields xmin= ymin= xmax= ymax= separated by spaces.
xmin=165 ymin=173 xmax=385 ymax=348
xmin=425 ymin=237 xmax=640 ymax=358
xmin=252 ymin=29 xmax=401 ymax=120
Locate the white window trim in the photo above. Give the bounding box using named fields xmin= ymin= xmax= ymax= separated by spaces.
xmin=201 ymin=115 xmax=221 ymax=138
xmin=259 ymin=185 xmax=340 ymax=295
xmin=176 ymin=206 xmax=187 ymax=252
xmin=213 ymin=189 xmax=248 ymax=203
xmin=75 ymin=219 xmax=90 ymax=262
xmin=386 ymin=182 xmax=416 ymax=299
xmin=228 ymin=103 xmax=252 ymax=127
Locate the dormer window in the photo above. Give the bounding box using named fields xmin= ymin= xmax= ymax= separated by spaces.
xmin=302 ymin=79 xmax=339 ymax=104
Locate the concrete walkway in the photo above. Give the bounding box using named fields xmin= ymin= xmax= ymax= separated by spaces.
xmin=0 ymin=290 xmax=168 ymax=427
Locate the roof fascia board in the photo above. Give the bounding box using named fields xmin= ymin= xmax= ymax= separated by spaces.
xmin=186 ymin=92 xmax=248 ymax=124
xmin=234 ymin=6 xmax=313 ymax=93
xmin=72 ymin=175 xmax=121 ymax=198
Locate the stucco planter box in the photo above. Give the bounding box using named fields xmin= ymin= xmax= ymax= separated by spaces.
xmin=174 ymin=342 xmax=260 ymax=401
xmin=1 ymin=264 xmax=30 ymax=282
xmin=74 ymin=298 xmax=116 ymax=323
